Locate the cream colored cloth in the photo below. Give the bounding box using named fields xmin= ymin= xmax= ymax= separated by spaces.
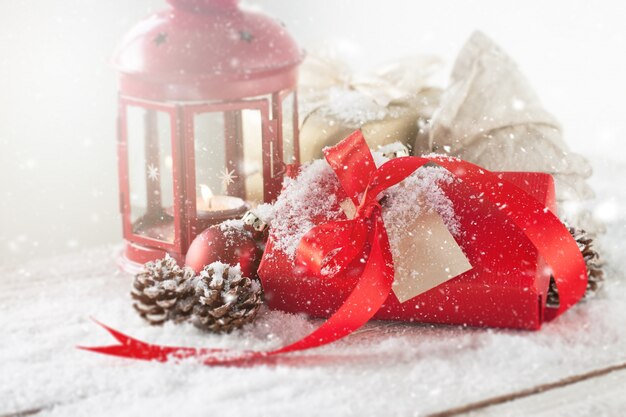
xmin=298 ymin=53 xmax=442 ymax=161
xmin=428 ymin=32 xmax=599 ymax=233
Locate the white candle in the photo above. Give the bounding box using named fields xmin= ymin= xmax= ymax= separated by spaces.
xmin=197 ymin=184 xmax=245 ymax=217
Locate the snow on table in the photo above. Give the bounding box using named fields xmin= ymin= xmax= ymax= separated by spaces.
xmin=1 ymin=156 xmax=625 ymax=417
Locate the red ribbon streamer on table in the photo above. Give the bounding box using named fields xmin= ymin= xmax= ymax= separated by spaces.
xmin=80 ymin=130 xmax=587 ymax=365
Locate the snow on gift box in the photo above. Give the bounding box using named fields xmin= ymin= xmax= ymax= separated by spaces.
xmin=258 ymin=130 xmax=588 ymax=330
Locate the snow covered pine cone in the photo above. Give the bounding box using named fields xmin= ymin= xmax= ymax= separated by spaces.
xmin=547 ymin=227 xmax=604 ymax=307
xmin=131 ymin=254 xmax=195 ymax=325
xmin=191 ymin=262 xmax=263 ymax=333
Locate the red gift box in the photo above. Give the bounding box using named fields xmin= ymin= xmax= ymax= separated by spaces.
xmin=259 ymin=171 xmax=557 ymax=330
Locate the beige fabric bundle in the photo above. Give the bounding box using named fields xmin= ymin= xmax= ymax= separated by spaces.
xmin=426 ymin=32 xmax=599 ymax=233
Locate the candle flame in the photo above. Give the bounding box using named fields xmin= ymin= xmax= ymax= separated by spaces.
xmin=200 ymin=184 xmax=213 ymax=204
xmin=164 ymin=155 xmax=173 ymax=170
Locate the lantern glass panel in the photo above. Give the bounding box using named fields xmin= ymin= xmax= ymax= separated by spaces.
xmin=126 ymin=105 xmax=175 ymax=243
xmin=194 ymin=112 xmax=227 ymax=202
xmin=281 ymin=92 xmax=296 ymax=164
xmin=193 ymin=111 xmax=247 ymax=216
xmin=241 ymin=109 xmax=264 ymax=202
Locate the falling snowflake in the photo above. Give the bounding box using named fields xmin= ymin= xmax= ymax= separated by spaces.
xmin=219 ymin=168 xmax=237 ymax=189
xmin=147 ymin=164 xmax=159 ymax=181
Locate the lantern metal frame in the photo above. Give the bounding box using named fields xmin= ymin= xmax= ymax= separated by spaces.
xmin=117 ymin=91 xmax=299 ymax=271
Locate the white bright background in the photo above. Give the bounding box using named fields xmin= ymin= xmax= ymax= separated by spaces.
xmin=0 ymin=0 xmax=624 ymax=266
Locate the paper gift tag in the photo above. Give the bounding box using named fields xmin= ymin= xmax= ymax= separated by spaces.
xmin=340 ymin=198 xmax=472 ymax=303
xmin=391 ymin=210 xmax=472 ymax=303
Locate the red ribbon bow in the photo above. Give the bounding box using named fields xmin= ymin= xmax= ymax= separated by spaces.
xmin=81 ymin=130 xmax=587 ymax=365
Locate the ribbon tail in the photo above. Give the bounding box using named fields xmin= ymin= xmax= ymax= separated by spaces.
xmin=88 ymin=318 xmax=141 ymax=345
xmin=77 ymin=344 xmax=150 ymax=359
xmin=276 ymin=215 xmax=394 ymax=354
xmin=78 ymin=319 xmax=229 ymax=362
xmin=77 ymin=319 xmax=170 ymax=362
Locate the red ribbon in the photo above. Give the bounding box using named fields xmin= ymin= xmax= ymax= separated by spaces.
xmin=81 ymin=130 xmax=587 ymax=365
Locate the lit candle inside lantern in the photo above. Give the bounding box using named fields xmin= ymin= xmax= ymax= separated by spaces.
xmin=197 ymin=184 xmax=246 ymax=220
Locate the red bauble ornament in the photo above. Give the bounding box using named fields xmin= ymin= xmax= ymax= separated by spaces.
xmin=185 ymin=223 xmax=263 ymax=277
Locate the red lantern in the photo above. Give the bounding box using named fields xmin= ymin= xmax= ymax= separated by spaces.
xmin=114 ymin=0 xmax=302 ymax=272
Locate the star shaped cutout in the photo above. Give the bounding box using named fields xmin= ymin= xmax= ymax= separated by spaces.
xmin=147 ymin=164 xmax=159 ymax=181
xmin=219 ymin=168 xmax=238 ymax=190
xmin=153 ymin=32 xmax=168 ymax=46
xmin=239 ymin=30 xmax=254 ymax=43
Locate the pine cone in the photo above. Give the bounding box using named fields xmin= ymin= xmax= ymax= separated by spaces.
xmin=546 ymin=227 xmax=604 ymax=308
xmin=131 ymin=255 xmax=195 ymax=325
xmin=191 ymin=262 xmax=263 ymax=333
xmin=569 ymin=227 xmax=604 ymax=297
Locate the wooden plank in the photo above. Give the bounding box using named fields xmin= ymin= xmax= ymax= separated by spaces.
xmin=427 ymin=362 xmax=626 ymax=417
xmin=0 ymin=408 xmax=46 ymax=417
